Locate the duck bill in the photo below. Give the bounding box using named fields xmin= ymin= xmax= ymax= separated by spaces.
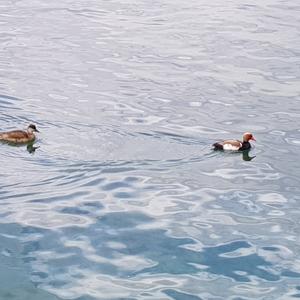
xmin=35 ymin=129 xmax=40 ymax=133
xmin=251 ymin=136 xmax=256 ymax=141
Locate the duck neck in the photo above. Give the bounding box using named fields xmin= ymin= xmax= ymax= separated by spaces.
xmin=241 ymin=141 xmax=251 ymax=150
xmin=27 ymin=128 xmax=35 ymax=136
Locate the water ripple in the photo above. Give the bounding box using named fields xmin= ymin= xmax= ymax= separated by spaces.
xmin=1 ymin=0 xmax=300 ymax=299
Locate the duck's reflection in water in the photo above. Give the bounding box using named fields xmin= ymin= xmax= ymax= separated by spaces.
xmin=212 ymin=149 xmax=256 ymax=161
xmin=0 ymin=140 xmax=40 ymax=154
xmin=26 ymin=143 xmax=40 ymax=154
xmin=242 ymin=149 xmax=256 ymax=161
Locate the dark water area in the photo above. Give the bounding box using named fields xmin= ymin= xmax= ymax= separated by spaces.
xmin=0 ymin=0 xmax=300 ymax=299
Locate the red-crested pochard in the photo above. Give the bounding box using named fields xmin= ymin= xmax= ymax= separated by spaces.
xmin=0 ymin=124 xmax=39 ymax=144
xmin=213 ymin=132 xmax=256 ymax=151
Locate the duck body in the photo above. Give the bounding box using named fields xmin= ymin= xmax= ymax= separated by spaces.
xmin=0 ymin=124 xmax=39 ymax=144
xmin=213 ymin=132 xmax=255 ymax=151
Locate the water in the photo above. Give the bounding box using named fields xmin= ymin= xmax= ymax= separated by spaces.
xmin=0 ymin=0 xmax=300 ymax=299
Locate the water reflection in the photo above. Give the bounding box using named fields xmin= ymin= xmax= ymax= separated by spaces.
xmin=213 ymin=149 xmax=256 ymax=161
xmin=27 ymin=143 xmax=40 ymax=154
xmin=0 ymin=141 xmax=40 ymax=154
xmin=17 ymin=211 xmax=300 ymax=299
xmin=0 ymin=0 xmax=299 ymax=298
xmin=242 ymin=150 xmax=256 ymax=161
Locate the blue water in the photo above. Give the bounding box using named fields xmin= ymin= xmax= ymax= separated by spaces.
xmin=0 ymin=0 xmax=300 ymax=299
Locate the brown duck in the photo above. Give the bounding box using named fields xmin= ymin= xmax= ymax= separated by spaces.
xmin=213 ymin=132 xmax=256 ymax=151
xmin=0 ymin=124 xmax=39 ymax=144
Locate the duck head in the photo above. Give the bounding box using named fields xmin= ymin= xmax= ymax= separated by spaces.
xmin=243 ymin=132 xmax=256 ymax=142
xmin=27 ymin=124 xmax=39 ymax=133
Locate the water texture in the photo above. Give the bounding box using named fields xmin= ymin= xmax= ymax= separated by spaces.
xmin=0 ymin=0 xmax=300 ymax=299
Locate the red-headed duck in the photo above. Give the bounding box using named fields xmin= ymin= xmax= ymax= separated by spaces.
xmin=213 ymin=132 xmax=256 ymax=151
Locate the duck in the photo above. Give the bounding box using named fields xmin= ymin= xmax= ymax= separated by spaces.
xmin=213 ymin=132 xmax=256 ymax=151
xmin=0 ymin=124 xmax=39 ymax=144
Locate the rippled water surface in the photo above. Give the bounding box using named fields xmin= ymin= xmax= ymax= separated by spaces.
xmin=1 ymin=0 xmax=300 ymax=299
